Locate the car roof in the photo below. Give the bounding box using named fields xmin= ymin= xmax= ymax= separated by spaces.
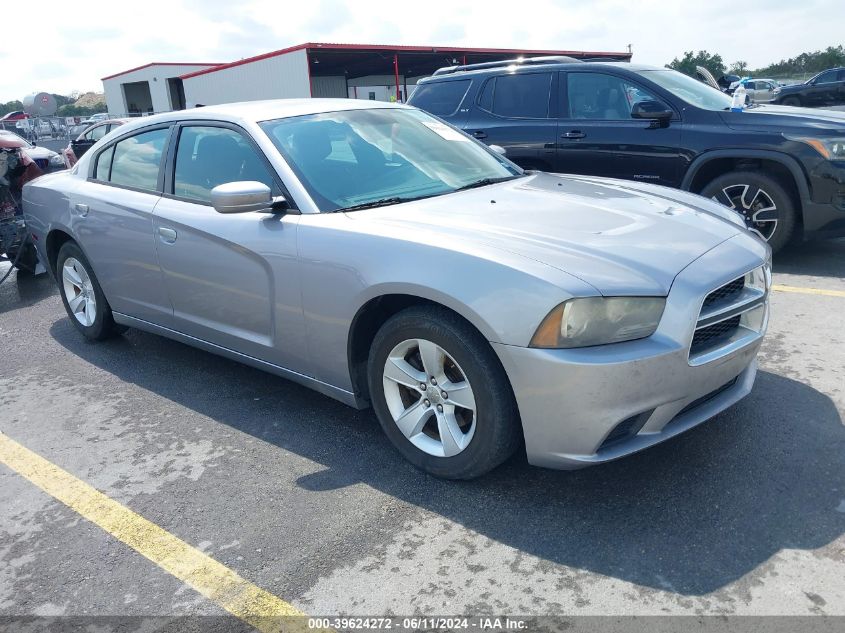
xmin=419 ymin=61 xmax=659 ymax=83
xmin=116 ymin=99 xmax=408 ymax=134
xmin=0 ymin=129 xmax=30 ymax=149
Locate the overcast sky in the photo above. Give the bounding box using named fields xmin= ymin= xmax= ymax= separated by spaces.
xmin=2 ymin=0 xmax=843 ymax=103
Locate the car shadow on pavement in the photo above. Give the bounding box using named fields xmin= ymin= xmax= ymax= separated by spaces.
xmin=775 ymin=238 xmax=845 ymax=278
xmin=50 ymin=320 xmax=845 ymax=597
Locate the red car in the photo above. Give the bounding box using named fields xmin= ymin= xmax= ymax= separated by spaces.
xmin=62 ymin=118 xmax=130 ymax=168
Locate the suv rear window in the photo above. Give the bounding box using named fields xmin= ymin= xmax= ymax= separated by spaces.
xmin=410 ymin=80 xmax=471 ymax=117
xmin=477 ymin=73 xmax=552 ymax=119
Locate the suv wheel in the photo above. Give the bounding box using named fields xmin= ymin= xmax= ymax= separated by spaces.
xmin=701 ymin=171 xmax=796 ymax=253
xmin=781 ymin=96 xmax=801 ymax=107
xmin=368 ymin=306 xmax=521 ymax=479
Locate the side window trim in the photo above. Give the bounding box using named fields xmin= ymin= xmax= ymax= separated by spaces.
xmin=86 ymin=123 xmax=173 ymax=195
xmin=163 ymin=119 xmax=297 ymax=210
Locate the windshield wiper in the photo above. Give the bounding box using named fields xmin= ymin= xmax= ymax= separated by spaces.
xmin=452 ymin=175 xmax=519 ymax=192
xmin=338 ymin=194 xmax=439 ymax=212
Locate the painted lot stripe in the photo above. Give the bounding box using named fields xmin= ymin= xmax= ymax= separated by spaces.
xmin=0 ymin=432 xmax=320 ymax=633
xmin=772 ymin=284 xmax=845 ymax=298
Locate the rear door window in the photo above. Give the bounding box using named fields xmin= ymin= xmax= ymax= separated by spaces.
xmin=410 ymin=80 xmax=471 ymax=117
xmin=479 ymin=73 xmax=552 ymax=119
xmin=109 ymin=128 xmax=169 ymax=192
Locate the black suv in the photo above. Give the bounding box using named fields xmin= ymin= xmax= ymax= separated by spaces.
xmin=772 ymin=68 xmax=845 ymax=108
xmin=408 ymin=58 xmax=845 ymax=252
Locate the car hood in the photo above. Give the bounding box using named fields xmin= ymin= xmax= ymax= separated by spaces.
xmin=720 ymin=104 xmax=845 ymax=133
xmin=347 ymin=173 xmax=745 ymax=296
xmin=23 ymin=146 xmax=58 ymax=160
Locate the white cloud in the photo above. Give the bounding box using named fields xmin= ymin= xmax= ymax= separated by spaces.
xmin=2 ymin=0 xmax=843 ymax=102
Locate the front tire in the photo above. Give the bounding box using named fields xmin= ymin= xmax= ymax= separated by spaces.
xmin=57 ymin=241 xmax=125 ymax=340
xmin=781 ymin=96 xmax=801 ymax=107
xmin=368 ymin=306 xmax=521 ymax=479
xmin=700 ymin=170 xmax=796 ymax=253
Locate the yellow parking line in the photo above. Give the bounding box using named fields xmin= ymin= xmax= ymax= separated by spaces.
xmin=0 ymin=433 xmax=317 ymax=633
xmin=772 ymin=284 xmax=845 ymax=298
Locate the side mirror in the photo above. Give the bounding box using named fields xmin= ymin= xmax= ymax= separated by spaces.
xmin=631 ymin=101 xmax=674 ymax=122
xmin=489 ymin=144 xmax=507 ymax=156
xmin=211 ymin=181 xmax=278 ymax=214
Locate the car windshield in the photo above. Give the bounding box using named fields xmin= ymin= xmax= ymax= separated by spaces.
xmin=635 ymin=69 xmax=734 ymax=111
xmin=260 ymin=107 xmax=522 ymax=212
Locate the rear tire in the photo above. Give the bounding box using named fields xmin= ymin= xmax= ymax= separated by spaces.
xmin=700 ymin=170 xmax=797 ymax=253
xmin=368 ymin=306 xmax=521 ymax=479
xmin=56 ymin=241 xmax=126 ymax=340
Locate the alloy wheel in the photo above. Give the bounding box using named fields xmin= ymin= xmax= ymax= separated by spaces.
xmin=711 ymin=184 xmax=778 ymax=241
xmin=382 ymin=338 xmax=477 ymax=458
xmin=62 ymin=257 xmax=97 ymax=327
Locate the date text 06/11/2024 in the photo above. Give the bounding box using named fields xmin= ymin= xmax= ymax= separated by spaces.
xmin=306 ymin=617 xmax=529 ymax=630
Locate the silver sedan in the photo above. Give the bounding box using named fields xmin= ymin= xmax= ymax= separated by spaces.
xmin=22 ymin=99 xmax=770 ymax=479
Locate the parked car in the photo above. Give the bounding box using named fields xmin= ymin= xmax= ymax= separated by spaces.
xmin=68 ymin=122 xmax=90 ymax=137
xmin=1 ymin=131 xmax=42 ymax=273
xmin=62 ymin=118 xmax=129 ymax=168
xmin=409 ymin=57 xmax=845 ymax=252
xmin=772 ymin=67 xmax=845 ymax=107
xmin=0 ymin=130 xmax=65 ymax=171
xmin=23 ymin=100 xmax=770 ymax=479
xmin=718 ymin=74 xmax=740 ymax=92
xmin=730 ymin=78 xmax=779 ymax=103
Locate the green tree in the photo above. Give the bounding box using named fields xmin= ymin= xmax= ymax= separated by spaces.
xmin=0 ymin=100 xmax=24 ymax=117
xmin=730 ymin=61 xmax=749 ymax=75
xmin=57 ymin=103 xmax=108 ymax=117
xmin=754 ymin=45 xmax=845 ymax=78
xmin=666 ymin=50 xmax=726 ymax=78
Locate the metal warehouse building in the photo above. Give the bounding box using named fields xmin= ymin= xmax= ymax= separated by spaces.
xmin=102 ymin=42 xmax=632 ymax=115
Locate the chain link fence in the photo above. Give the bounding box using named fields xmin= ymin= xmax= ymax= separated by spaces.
xmin=0 ymin=116 xmax=73 ymax=142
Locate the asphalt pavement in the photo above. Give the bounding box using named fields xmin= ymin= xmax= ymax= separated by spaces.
xmin=1 ymin=237 xmax=844 ymax=626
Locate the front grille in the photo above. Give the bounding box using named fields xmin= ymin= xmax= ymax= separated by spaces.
xmin=690 ymin=315 xmax=741 ymax=354
xmin=33 ymin=158 xmax=49 ymax=170
xmin=689 ymin=268 xmax=768 ymax=363
xmin=677 ymin=377 xmax=738 ymax=417
xmin=702 ymin=276 xmax=744 ymax=309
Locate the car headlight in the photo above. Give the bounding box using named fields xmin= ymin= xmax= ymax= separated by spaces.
xmin=530 ymin=296 xmax=666 ymax=349
xmin=773 ymin=87 xmax=782 ymax=94
xmin=49 ymin=154 xmax=65 ymax=167
xmin=786 ymin=136 xmax=845 ymax=160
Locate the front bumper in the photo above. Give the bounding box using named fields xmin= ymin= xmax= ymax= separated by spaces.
xmin=493 ymin=235 xmax=769 ymax=470
xmin=804 ymin=159 xmax=845 ymax=237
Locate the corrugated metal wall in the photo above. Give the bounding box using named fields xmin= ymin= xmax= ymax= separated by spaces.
xmin=310 ymin=76 xmax=347 ymax=98
xmin=183 ymin=49 xmax=311 ymax=106
xmin=102 ymin=64 xmax=218 ymax=115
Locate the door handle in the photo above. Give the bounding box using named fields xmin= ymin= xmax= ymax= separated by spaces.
xmin=561 ymin=131 xmax=586 ymax=139
xmin=74 ymin=203 xmax=89 ymax=217
xmin=158 ymin=227 xmax=177 ymax=244
xmin=472 ymin=130 xmax=488 ymax=139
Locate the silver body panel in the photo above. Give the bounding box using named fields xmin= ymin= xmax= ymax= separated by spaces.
xmin=22 ymin=99 xmax=770 ymax=470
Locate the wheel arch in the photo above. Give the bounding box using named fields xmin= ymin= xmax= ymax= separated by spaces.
xmin=346 ymin=290 xmax=499 ymax=406
xmin=45 ymin=226 xmax=79 ymax=277
xmin=681 ymin=150 xmax=809 ymax=230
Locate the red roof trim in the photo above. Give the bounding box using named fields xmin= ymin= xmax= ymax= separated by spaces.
xmin=179 ymin=42 xmax=632 ymax=80
xmin=101 ymin=62 xmax=223 ymax=81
